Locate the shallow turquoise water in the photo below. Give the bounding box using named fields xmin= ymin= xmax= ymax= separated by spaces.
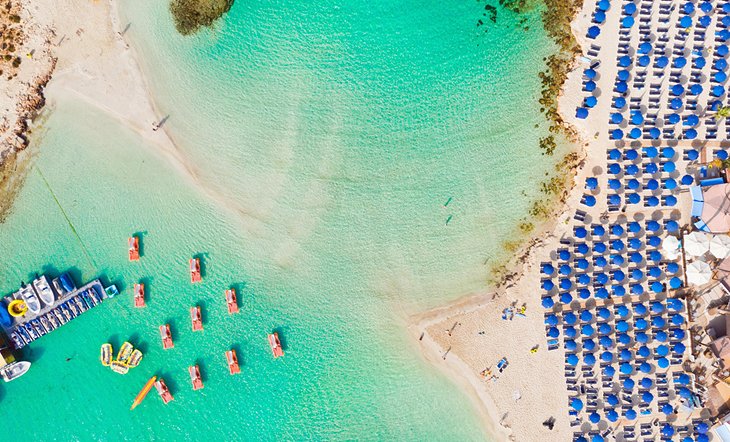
xmin=0 ymin=2 xmax=567 ymax=439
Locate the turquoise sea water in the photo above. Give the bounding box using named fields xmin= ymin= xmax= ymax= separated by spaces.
xmin=0 ymin=2 xmax=568 ymax=440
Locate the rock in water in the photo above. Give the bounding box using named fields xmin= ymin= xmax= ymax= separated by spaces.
xmin=169 ymin=0 xmax=234 ymax=35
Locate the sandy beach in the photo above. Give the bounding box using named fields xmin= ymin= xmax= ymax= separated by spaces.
xmin=408 ymin=0 xmax=622 ymax=440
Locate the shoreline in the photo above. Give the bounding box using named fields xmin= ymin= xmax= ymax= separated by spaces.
xmin=409 ymin=0 xmax=599 ymax=440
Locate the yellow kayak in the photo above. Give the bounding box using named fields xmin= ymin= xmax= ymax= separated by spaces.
xmin=100 ymin=343 xmax=112 ymax=367
xmin=130 ymin=376 xmax=157 ymax=410
xmin=116 ymin=341 xmax=133 ymax=364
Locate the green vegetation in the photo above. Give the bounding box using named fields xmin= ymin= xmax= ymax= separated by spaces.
xmin=715 ymin=106 xmax=730 ymax=121
xmin=169 ymin=0 xmax=234 ymax=35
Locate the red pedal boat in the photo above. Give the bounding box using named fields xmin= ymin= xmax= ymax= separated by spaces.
xmin=268 ymin=332 xmax=284 ymax=358
xmin=189 ymin=365 xmax=204 ymax=390
xmin=154 ymin=378 xmax=173 ymax=404
xmin=134 ymin=283 xmax=145 ymax=308
xmin=128 ymin=236 xmax=140 ymax=261
xmin=189 ymin=258 xmax=201 ymax=283
xmin=160 ymin=324 xmax=174 ymax=350
xmin=225 ymin=288 xmax=239 ymax=314
xmin=226 ymin=350 xmax=240 ymax=375
xmin=191 ymin=306 xmax=203 ymax=331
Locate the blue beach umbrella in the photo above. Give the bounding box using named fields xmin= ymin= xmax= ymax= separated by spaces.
xmin=613 ymin=270 xmax=626 ymax=282
xmin=629 ymin=128 xmax=641 ymax=139
xmin=671 ymin=84 xmax=685 ymax=96
xmin=542 ymin=297 xmax=554 ymax=308
xmin=665 ymin=178 xmax=678 ymax=190
xmin=617 ymin=321 xmax=629 ymax=333
xmin=680 ymin=16 xmax=693 ymax=28
xmin=589 ymin=411 xmax=600 ymax=424
xmin=657 ymin=357 xmax=669 ymax=368
xmin=677 ymin=373 xmax=691 ymax=385
xmin=701 ymin=1 xmax=713 ymax=13
xmin=630 ymin=252 xmax=643 ymax=264
xmin=582 ymin=324 xmax=595 ymax=336
xmin=584 ymin=353 xmax=596 ymax=365
xmin=662 ymin=424 xmax=674 ymax=437
xmin=608 ymin=162 xmax=621 ymax=174
xmin=631 ymin=284 xmax=644 ymax=295
xmin=564 ymin=312 xmax=577 ymax=325
xmin=576 ymin=258 xmax=589 ymax=270
xmin=578 ymin=288 xmax=590 ymax=299
xmin=667 ymin=298 xmax=683 ymax=311
xmin=670 ymin=98 xmax=683 ymax=110
xmin=717 ymin=71 xmax=728 ymax=83
xmin=623 ymin=378 xmax=635 ymax=390
xmin=580 ymin=310 xmax=592 ymax=322
xmin=595 ymin=256 xmax=606 ymax=267
xmin=560 ymin=265 xmax=571 ymax=275
xmin=671 ymin=314 xmax=685 ymax=325
xmin=583 ymin=339 xmax=596 ymax=352
xmin=618 ymin=69 xmax=630 ymax=81
xmin=635 ymin=332 xmax=648 ymax=343
xmin=570 ymin=397 xmax=583 ymax=410
xmin=585 ymin=96 xmax=597 ymax=108
xmin=628 ymin=221 xmax=641 ymax=233
xmin=560 ymin=279 xmax=572 ymax=290
xmin=599 ymin=335 xmax=612 ymax=347
xmin=576 ymin=108 xmax=589 ymax=119
xmin=670 ymin=277 xmax=683 ymax=289
xmin=635 ymin=304 xmax=647 ymax=316
xmin=662 ymin=403 xmax=674 ymax=415
xmin=627 ymin=193 xmax=640 ymax=204
xmin=583 ymin=195 xmax=596 ymax=206
xmin=618 ymin=56 xmax=631 ymax=67
xmin=620 ymin=348 xmax=632 ymax=360
xmin=666 ymin=195 xmax=678 ymax=206
xmin=684 ymin=2 xmax=695 ymax=13
xmin=592 ymin=225 xmax=604 ymax=237
xmin=608 ymin=179 xmax=621 ymax=190
xmin=560 ymin=292 xmax=573 ymax=304
xmin=673 ymin=328 xmax=685 ymax=340
xmin=674 ymin=342 xmax=686 ymax=354
xmin=635 ymin=318 xmax=648 ymax=330
xmin=598 ymin=323 xmax=612 ymax=335
xmin=656 ymin=345 xmax=669 ymax=357
xmin=646 ymin=179 xmax=659 ymax=191
xmin=622 ymin=16 xmax=634 ymax=27
xmin=567 ymin=354 xmax=579 ymax=366
xmin=584 ymin=68 xmax=596 ymax=79
xmin=600 ymin=351 xmax=613 ymax=362
xmin=719 ymin=150 xmax=730 ymax=160
xmin=640 ymin=377 xmax=653 ymax=389
xmin=647 ymin=196 xmax=659 ymax=207
xmin=626 ymin=148 xmax=638 ymax=160
xmin=719 ymin=45 xmax=729 ymax=56
xmin=616 ymin=81 xmax=628 ymax=93
xmin=655 ymin=330 xmax=668 ymax=342
xmin=542 ymin=279 xmax=554 ymax=290
xmin=647 ymin=220 xmax=660 ymax=231
xmin=614 ymin=96 xmax=626 ymax=108
xmin=606 ymin=409 xmax=619 ymax=422
xmin=638 ymin=42 xmax=652 ymax=54
xmin=564 ymin=340 xmax=577 ymax=351
xmin=587 ymin=26 xmax=600 ymax=38
xmin=648 ymin=267 xmax=662 ymax=278
xmin=595 ymin=273 xmax=608 ymax=285
xmin=652 ymin=281 xmax=664 ymax=293
xmin=687 ymin=149 xmax=699 ymax=161
xmin=564 ymin=326 xmax=576 ymax=338
xmin=585 ymin=81 xmax=596 ymax=92
xmin=545 ymin=314 xmax=558 ymax=326
xmin=638 ymin=346 xmax=650 ymax=358
xmin=697 ymin=422 xmax=709 ymax=434
xmin=631 ymin=112 xmax=644 ymax=125
xmin=664 ymin=161 xmax=676 ymax=172
xmin=575 ymin=226 xmax=587 ymax=238
xmin=620 ymin=362 xmax=633 ymax=375
xmin=616 ymin=306 xmax=629 ymax=317
xmin=649 ymin=250 xmax=662 ymax=261
xmin=679 ymin=387 xmax=692 ymax=398
xmin=604 ymin=365 xmax=615 ymax=377
xmin=625 ymin=409 xmax=637 ymax=420
xmin=612 ymin=240 xmax=624 ymax=251
xmin=625 ymin=164 xmax=639 ymax=175
xmin=640 ymin=361 xmax=652 ymax=373
xmin=586 ymin=177 xmax=598 ymax=189
xmin=649 ymin=127 xmax=660 ymax=139
xmin=628 ymin=238 xmax=641 ymax=249
xmin=686 ymin=128 xmax=698 ymax=139
xmin=558 ymin=250 xmax=570 ymax=260
xmin=699 ymin=15 xmax=712 ymax=27
xmin=652 ymin=316 xmax=666 ymax=328
xmin=674 ymin=57 xmax=687 ymax=68
xmin=638 ymin=55 xmax=650 ymax=67
xmin=690 ymin=84 xmax=703 ymax=95
xmin=576 ymin=243 xmax=589 ymax=254
xmin=547 ymin=327 xmax=560 ymax=338
xmin=611 ymin=129 xmax=623 ymax=140
xmin=610 ymin=113 xmax=623 ymax=124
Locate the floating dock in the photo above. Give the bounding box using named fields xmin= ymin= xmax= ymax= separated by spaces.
xmin=0 ymin=273 xmax=116 ymax=349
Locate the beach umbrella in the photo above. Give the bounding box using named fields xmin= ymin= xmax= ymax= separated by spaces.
xmin=542 ymin=279 xmax=555 ymax=291
xmin=682 ymin=174 xmax=694 ymax=185
xmin=559 ymin=264 xmax=571 ymax=275
xmin=696 ymin=57 xmax=707 ymax=69
xmin=564 ymin=326 xmax=576 ymax=339
xmin=669 ymin=313 xmax=684 ymax=325
xmin=647 ymin=196 xmax=659 ymax=207
xmin=636 ymin=332 xmax=648 ymax=343
xmin=642 ymin=390 xmax=654 ymax=403
xmin=656 ymin=330 xmax=668 ymax=342
xmin=684 ymin=2 xmax=695 ymax=13
xmin=656 ymin=55 xmax=669 ymax=68
xmin=651 ymin=301 xmax=664 ymax=313
xmin=656 ymin=345 xmax=669 ymax=357
xmin=616 ymin=81 xmax=628 ymax=93
xmin=558 ymin=250 xmax=570 ymax=260
xmin=679 ymin=387 xmax=692 ymax=398
xmin=611 ymin=224 xmax=623 ymax=236
xmin=584 ymin=68 xmax=596 ymax=79
xmin=720 ymin=44 xmax=729 ymax=56
xmin=618 ymin=56 xmax=631 ymax=67
xmin=616 ymin=306 xmax=629 ymax=317
xmin=680 ymin=16 xmax=693 ymax=28
xmin=566 ymin=354 xmax=579 ymax=366
xmin=560 ymin=293 xmax=573 ymax=304
xmin=608 ymin=179 xmax=621 ymax=190
xmin=620 ymin=348 xmax=632 ymax=361
xmin=575 ymin=227 xmax=587 ymax=238
xmin=583 ymin=340 xmax=595 ymax=352
xmin=647 ymin=220 xmax=660 ymax=231
xmin=592 ymin=436 xmax=604 ymax=442
xmin=685 ymin=232 xmax=710 ymax=256
xmin=631 ymin=112 xmax=644 ymax=125
xmin=667 ymin=298 xmax=683 ymax=311
xmin=638 ymin=55 xmax=650 ymax=67
xmin=608 ymin=163 xmax=621 ymax=174
xmin=644 ymin=147 xmax=658 ymax=159
xmin=598 ymin=323 xmax=612 ymax=335
xmin=577 ymin=258 xmax=589 ymax=270
xmin=617 ymin=321 xmax=629 ymax=333
xmin=713 ymin=86 xmax=726 ymax=98
xmin=717 ymin=72 xmax=728 ymax=83
xmin=629 ymin=128 xmax=642 ymax=139
xmin=589 ymin=411 xmax=600 ymax=424
xmin=687 ymin=260 xmax=712 ymax=286
xmin=652 ymin=316 xmax=666 ymax=328
xmin=587 ymin=26 xmax=600 ymax=38
xmin=662 ymin=424 xmax=674 ymax=437
xmin=648 ymin=267 xmax=661 ymax=278
xmin=697 ymin=422 xmax=709 ymax=434
xmin=662 ymin=403 xmax=674 ymax=415
xmin=626 ymin=148 xmax=639 ymax=160
xmin=630 ymin=252 xmax=643 ymax=264
xmin=605 ymin=409 xmax=619 ymax=422
xmin=614 ymin=269 xmax=626 ymax=281
xmin=649 ymin=127 xmax=660 ymax=139
xmin=576 ymin=108 xmax=589 ymax=119
xmin=564 ymin=340 xmax=577 ymax=352
xmin=585 ymin=81 xmax=596 ymax=92
xmin=623 ymin=378 xmax=635 ymax=390
xmin=580 ymin=310 xmax=592 ymax=322
xmin=670 ymin=98 xmax=683 ymax=110
xmin=612 ymin=240 xmax=625 ymax=251
xmin=576 ymin=438 xmax=587 ymax=442
xmin=690 ymin=84 xmax=703 ymax=95
xmin=584 ymin=354 xmax=596 ymax=365
xmin=625 ymin=409 xmax=637 ymax=420
xmin=687 ymin=149 xmax=699 ymax=161
xmin=608 ymin=194 xmax=621 ymax=206
xmin=638 ymin=346 xmax=650 ymax=358
xmin=582 ymin=324 xmax=595 ymax=336
xmin=638 ymin=42 xmax=652 ymax=54
xmin=625 ymin=164 xmax=639 ymax=175
xmin=620 ymin=362 xmax=633 ymax=375
xmin=585 ymin=96 xmax=597 ymax=108
xmin=545 ymin=314 xmax=559 ymax=326
xmin=600 ymin=351 xmax=613 ymax=363
xmin=592 ymin=225 xmax=605 ymax=236
xmin=670 ymin=277 xmax=683 ymax=289
xmin=547 ymin=327 xmax=560 ymax=338
xmin=635 ymin=318 xmax=648 ymax=330
xmin=627 ymin=193 xmax=640 ymax=205
xmin=666 ymin=194 xmax=679 ymax=206
xmin=718 ymin=59 xmax=729 ymax=71
xmin=628 ymin=222 xmax=641 ymax=233
xmin=663 ymin=236 xmax=680 ymax=253
xmin=622 ymin=16 xmax=635 ymax=27
xmin=614 ymin=96 xmax=626 ymax=108
xmin=578 ymin=288 xmax=590 ymax=299
xmin=604 ymin=365 xmax=615 ymax=377
xmin=635 ymin=304 xmax=647 ymax=315
xmin=673 ymin=328 xmax=686 ymax=340
xmin=595 ymin=287 xmax=608 ymax=299
xmin=610 ymin=113 xmax=623 ymax=125
xmin=710 ymin=234 xmax=730 ymax=259
xmin=631 ymin=269 xmax=643 ymax=280
xmin=618 ymin=69 xmax=630 ymax=81
xmin=649 ymin=250 xmax=662 ymax=261
xmin=658 ymin=357 xmax=669 ymax=369
xmin=671 ymin=84 xmax=685 ymax=96
xmin=576 ymin=243 xmax=589 ymax=254
xmin=605 ymin=393 xmax=619 ymax=407
xmin=663 ymin=162 xmax=676 ymax=173
xmin=541 ymin=297 xmax=554 ymax=308
xmin=570 ymin=397 xmax=583 ymax=410
xmin=662 ymin=146 xmax=675 ymax=158
xmin=675 ymin=57 xmax=687 ymax=68
xmin=564 ymin=312 xmax=576 ymax=325
xmin=677 ymin=373 xmax=691 ymax=385
xmin=631 ymin=284 xmax=644 ymax=295
xmin=586 ymin=177 xmax=598 ymax=190
xmin=665 ymin=178 xmax=678 ymax=190
xmin=651 ymin=282 xmax=664 ymax=293
xmin=599 ymin=335 xmax=612 ymax=348
xmin=595 ymin=273 xmax=608 ymax=284
xmin=674 ymin=343 xmax=686 ymax=354
xmin=698 ymin=435 xmax=709 ymax=442
xmin=560 ymin=278 xmax=572 ymax=290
